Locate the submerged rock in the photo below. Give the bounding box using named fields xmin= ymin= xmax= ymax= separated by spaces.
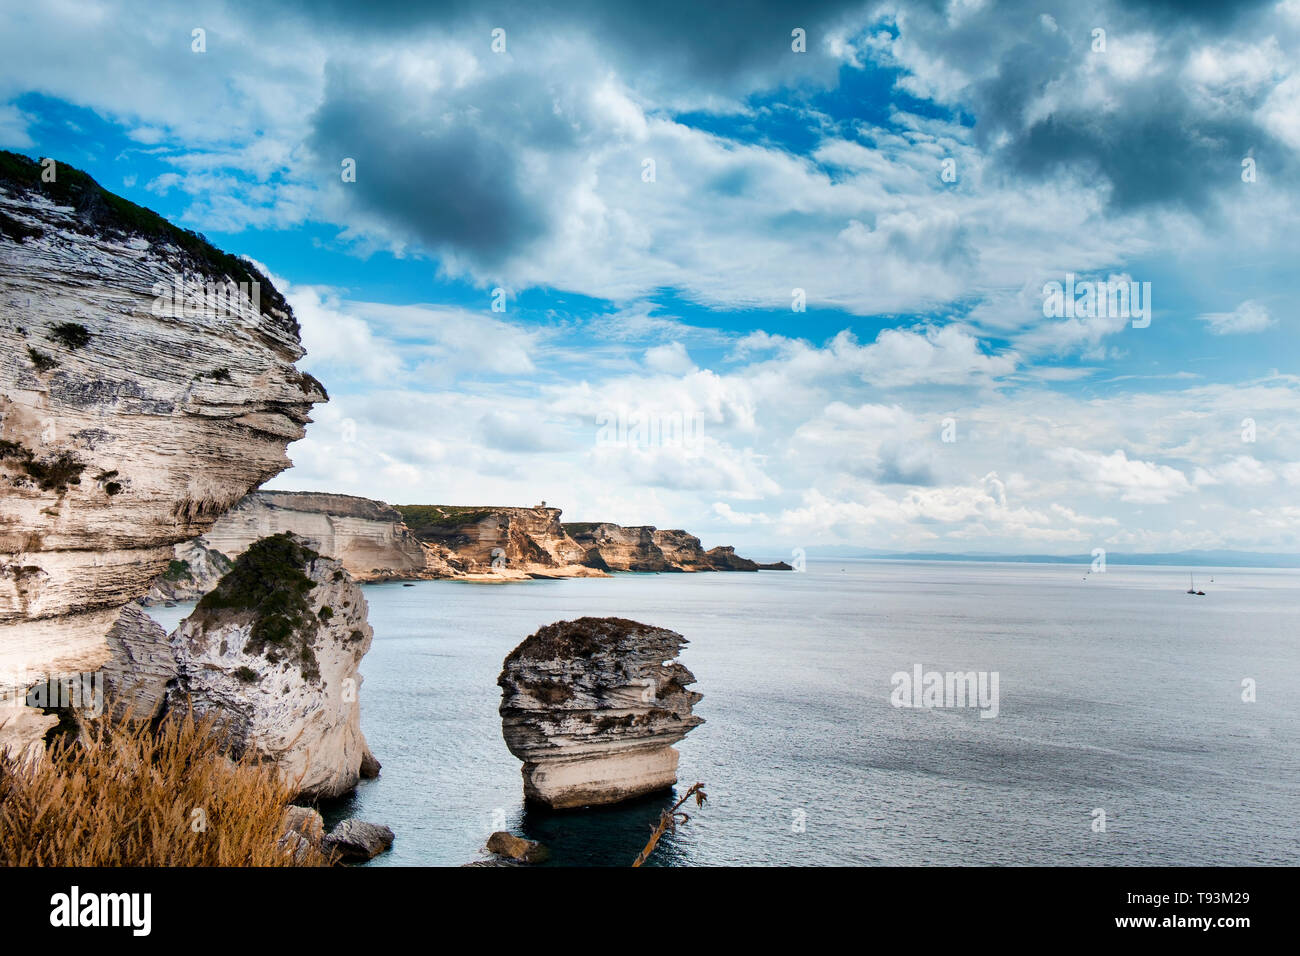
xmin=323 ymin=819 xmax=394 ymax=862
xmin=485 ymin=830 xmax=549 ymax=863
xmin=498 ymin=617 xmax=703 ymax=810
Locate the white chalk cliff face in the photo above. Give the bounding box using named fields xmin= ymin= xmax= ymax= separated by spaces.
xmin=498 ymin=617 xmax=703 ymax=809
xmin=0 ymin=154 xmax=323 ymax=755
xmin=154 ymin=495 xmax=613 ymax=591
xmin=201 ymin=491 xmax=430 ymax=580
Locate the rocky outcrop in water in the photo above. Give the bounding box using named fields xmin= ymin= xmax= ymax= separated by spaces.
xmin=169 ymin=533 xmax=377 ymax=800
xmin=0 ymin=152 xmax=323 ymax=756
xmin=485 ymin=831 xmax=548 ymax=863
xmin=322 ymin=819 xmax=395 ymax=863
xmin=498 ymin=617 xmax=703 ymax=809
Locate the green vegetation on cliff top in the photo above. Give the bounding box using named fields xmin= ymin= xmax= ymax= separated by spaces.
xmin=395 ymin=505 xmax=499 ymax=536
xmin=0 ymin=150 xmax=292 ymax=323
xmin=195 ymin=534 xmax=322 ymax=681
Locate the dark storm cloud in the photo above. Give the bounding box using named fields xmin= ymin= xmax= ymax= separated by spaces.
xmin=281 ymin=0 xmax=1294 ymax=269
xmin=290 ymin=1 xmax=875 ymax=272
xmin=1009 ymin=109 xmax=1263 ymax=212
xmin=308 ymin=65 xmax=574 ymax=269
xmin=1122 ymin=0 xmax=1275 ymax=27
xmin=889 ymin=0 xmax=1294 ymax=214
xmin=237 ymin=0 xmax=868 ymax=88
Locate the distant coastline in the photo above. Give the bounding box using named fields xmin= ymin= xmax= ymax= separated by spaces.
xmin=760 ymin=549 xmax=1300 ymax=569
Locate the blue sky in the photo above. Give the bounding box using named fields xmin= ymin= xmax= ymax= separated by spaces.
xmin=3 ymin=0 xmax=1299 ymax=554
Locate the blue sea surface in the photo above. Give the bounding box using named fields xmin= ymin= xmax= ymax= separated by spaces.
xmin=148 ymin=560 xmax=1300 ymax=866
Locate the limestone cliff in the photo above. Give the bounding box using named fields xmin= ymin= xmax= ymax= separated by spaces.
xmin=202 ymin=491 xmax=431 ymax=581
xmin=101 ymin=602 xmax=176 ymax=722
xmin=0 ymin=152 xmax=324 ymax=756
xmin=564 ymin=523 xmax=666 ymax=571
xmin=144 ymin=537 xmax=233 ymax=604
xmin=153 ymin=495 xmax=610 ymax=586
xmin=170 ymin=534 xmax=377 ymax=799
xmin=565 ymin=524 xmax=760 ymax=572
xmin=498 ymin=617 xmax=703 ymax=809
xmin=395 ymin=504 xmax=604 ymax=579
xmin=145 ymin=492 xmax=770 ymax=597
xmin=100 ymin=534 xmax=379 ymax=799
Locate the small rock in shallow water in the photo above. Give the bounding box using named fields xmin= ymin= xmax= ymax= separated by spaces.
xmin=485 ymin=831 xmax=549 ymax=863
xmin=322 ymin=819 xmax=395 ymax=862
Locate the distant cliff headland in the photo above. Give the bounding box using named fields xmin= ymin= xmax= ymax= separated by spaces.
xmin=148 ymin=490 xmax=786 ymax=603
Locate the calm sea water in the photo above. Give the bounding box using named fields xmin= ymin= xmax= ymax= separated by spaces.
xmin=147 ymin=560 xmax=1300 ymax=866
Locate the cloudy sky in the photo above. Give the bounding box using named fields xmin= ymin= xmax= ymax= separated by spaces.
xmin=4 ymin=0 xmax=1299 ymax=555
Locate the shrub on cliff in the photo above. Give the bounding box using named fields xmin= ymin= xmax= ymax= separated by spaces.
xmin=163 ymin=558 xmax=193 ymax=582
xmin=395 ymin=504 xmax=496 ymax=537
xmin=193 ymin=533 xmax=323 ymax=680
xmin=48 ymin=321 xmax=91 ymax=350
xmin=0 ymin=709 xmax=330 ymax=866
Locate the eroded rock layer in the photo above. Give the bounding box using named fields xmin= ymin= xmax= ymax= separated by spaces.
xmin=498 ymin=617 xmax=703 ymax=809
xmin=0 ymin=153 xmax=323 ymax=755
xmin=396 ymin=504 xmax=603 ymax=579
xmin=204 ymin=491 xmax=430 ymax=580
xmin=565 ymin=523 xmax=761 ymax=572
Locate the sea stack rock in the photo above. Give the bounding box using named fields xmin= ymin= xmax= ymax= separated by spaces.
xmin=169 ymin=533 xmax=377 ymax=799
xmin=498 ymin=617 xmax=703 ymax=809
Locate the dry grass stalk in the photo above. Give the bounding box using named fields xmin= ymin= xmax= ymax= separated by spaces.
xmin=0 ymin=706 xmax=329 ymax=866
xmin=631 ymin=781 xmax=707 ymax=867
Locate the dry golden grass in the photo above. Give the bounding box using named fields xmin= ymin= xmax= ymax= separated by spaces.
xmin=0 ymin=708 xmax=329 ymax=866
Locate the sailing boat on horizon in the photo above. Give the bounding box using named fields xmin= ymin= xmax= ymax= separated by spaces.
xmin=1187 ymin=572 xmax=1206 ymax=596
